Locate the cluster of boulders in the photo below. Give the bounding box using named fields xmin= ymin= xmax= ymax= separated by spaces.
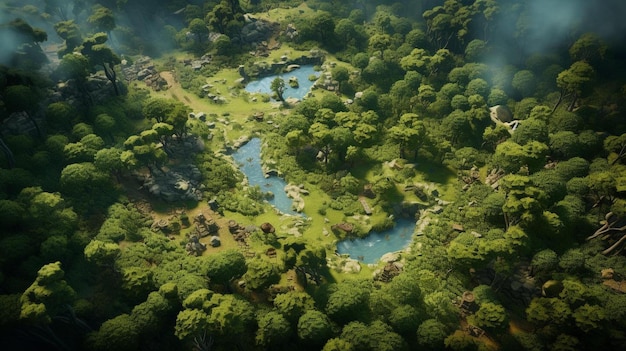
xmin=1 ymin=112 xmax=41 ymax=137
xmin=373 ymin=252 xmax=404 ymax=281
xmin=49 ymin=75 xmax=119 ymax=107
xmin=238 ymin=49 xmax=324 ymax=81
xmin=314 ymin=70 xmax=339 ymax=92
xmin=284 ymin=183 xmax=308 ymax=212
xmin=122 ymin=56 xmax=168 ymax=91
xmin=138 ymin=164 xmax=203 ymax=202
xmin=181 ymin=53 xmax=212 ymax=71
xmin=239 ymin=18 xmax=277 ymax=46
xmin=185 ymin=235 xmax=207 ymax=256
xmin=328 ymin=256 xmax=362 ymax=274
xmin=283 ymin=23 xmax=298 ymax=40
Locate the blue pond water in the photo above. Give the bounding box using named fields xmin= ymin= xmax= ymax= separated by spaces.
xmin=336 ymin=219 xmax=416 ymax=264
xmin=231 ymin=138 xmax=301 ymax=216
xmin=244 ymin=65 xmax=318 ymax=100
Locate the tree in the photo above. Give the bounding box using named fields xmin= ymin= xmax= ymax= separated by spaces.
xmin=243 ymin=258 xmax=280 ymax=291
xmin=341 ymin=320 xmax=407 ymax=351
xmin=60 ymin=162 xmax=113 ymax=209
xmin=0 ymin=18 xmax=48 ymax=70
xmin=188 ymin=18 xmax=209 ymax=46
xmin=388 ymin=113 xmax=426 ymax=160
xmin=205 ymin=249 xmax=247 ymax=288
xmin=512 ymin=70 xmax=537 ymax=98
xmin=4 ymin=85 xmax=43 ymax=138
xmin=389 ymin=305 xmax=421 ymax=336
xmin=569 ymin=33 xmax=606 ymax=63
xmin=88 ymin=314 xmax=140 ymax=351
xmin=84 ymin=240 xmax=120 ymax=267
xmin=573 ymin=304 xmax=606 ymax=332
xmin=297 ymin=310 xmax=333 ymax=346
xmin=331 ymin=66 xmax=350 ymax=93
xmin=256 ymin=311 xmax=292 ymax=347
xmin=417 ymin=318 xmax=448 ymax=349
xmin=271 ymin=77 xmax=285 ymax=102
xmin=471 ymin=302 xmax=508 ymax=331
xmin=322 ymin=338 xmax=354 ymax=351
xmin=555 ymin=61 xmax=594 ymax=111
xmin=80 ymin=33 xmax=121 ymax=96
xmin=206 ymin=294 xmax=255 ymax=343
xmin=174 ymin=308 xmax=210 ymax=341
xmin=274 ymin=291 xmax=315 ymax=324
xmin=326 ymin=280 xmax=370 ymax=324
xmin=20 ymin=261 xmax=76 ymax=324
xmin=526 ymin=297 xmax=571 ymax=326
xmin=88 ymin=5 xmax=116 ymax=37
xmin=54 ymin=20 xmax=82 ymax=57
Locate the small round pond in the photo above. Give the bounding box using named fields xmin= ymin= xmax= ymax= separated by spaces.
xmin=244 ymin=65 xmax=318 ymax=100
xmin=336 ymin=219 xmax=416 ymax=264
xmin=231 ymin=137 xmax=301 ymax=216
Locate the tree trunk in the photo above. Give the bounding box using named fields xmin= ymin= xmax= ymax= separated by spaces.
xmin=0 ymin=135 xmax=15 ymax=168
xmin=102 ymin=62 xmax=119 ymax=96
xmin=551 ymin=91 xmax=564 ymax=114
xmin=25 ymin=111 xmax=43 ymax=139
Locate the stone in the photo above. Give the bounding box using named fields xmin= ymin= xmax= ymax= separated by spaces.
xmin=210 ymin=236 xmax=221 ymax=247
xmin=260 ymin=222 xmax=275 ymax=233
xmin=380 ymin=252 xmax=400 ymax=263
xmin=343 ymin=259 xmax=361 ymax=273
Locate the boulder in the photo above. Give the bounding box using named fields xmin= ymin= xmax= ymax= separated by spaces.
xmin=260 ymin=222 xmax=275 ymax=233
xmin=342 ymin=259 xmax=362 ymax=273
xmin=380 ymin=252 xmax=400 ymax=263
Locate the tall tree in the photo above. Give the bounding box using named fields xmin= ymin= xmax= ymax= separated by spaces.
xmin=80 ymin=33 xmax=121 ymax=95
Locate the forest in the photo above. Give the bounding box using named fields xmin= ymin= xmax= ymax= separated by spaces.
xmin=1 ymin=0 xmax=626 ymax=350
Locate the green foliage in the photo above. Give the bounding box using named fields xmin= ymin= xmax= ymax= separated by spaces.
xmin=204 ymin=249 xmax=247 ymax=286
xmin=326 ymin=279 xmax=371 ymax=323
xmin=274 ymin=291 xmax=316 ymax=324
xmin=257 ymin=310 xmax=292 ymax=347
xmin=20 ymin=262 xmax=75 ymax=324
xmin=471 ymin=302 xmax=508 ymax=331
xmin=243 ymin=258 xmax=280 ymax=291
xmin=297 ymin=310 xmax=333 ymax=345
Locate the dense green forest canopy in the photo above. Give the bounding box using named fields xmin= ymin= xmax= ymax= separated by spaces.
xmin=2 ymin=0 xmax=626 ymax=350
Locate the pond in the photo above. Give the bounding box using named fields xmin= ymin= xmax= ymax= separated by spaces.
xmin=231 ymin=137 xmax=301 ymax=216
xmin=336 ymin=218 xmax=416 ymax=264
xmin=244 ymin=65 xmax=319 ymax=100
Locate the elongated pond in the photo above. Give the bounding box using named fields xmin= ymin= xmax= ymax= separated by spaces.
xmin=244 ymin=65 xmax=318 ymax=100
xmin=232 ymin=137 xmax=416 ymax=262
xmin=231 ymin=137 xmax=300 ymax=215
xmin=336 ymin=219 xmax=416 ymax=264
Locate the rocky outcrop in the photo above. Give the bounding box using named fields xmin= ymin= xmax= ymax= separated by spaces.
xmin=122 ymin=56 xmax=168 ymax=90
xmin=138 ymin=164 xmax=203 ymax=202
xmin=284 ymin=183 xmax=307 ymax=212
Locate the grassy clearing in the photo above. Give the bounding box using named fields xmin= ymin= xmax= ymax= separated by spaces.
xmin=134 ymin=27 xmax=457 ymax=282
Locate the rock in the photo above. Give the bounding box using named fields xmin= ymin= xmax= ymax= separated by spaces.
xmin=542 ymin=280 xmax=564 ymax=297
xmin=343 ymin=259 xmax=361 ymax=273
xmin=260 ymin=222 xmax=275 ymax=233
xmin=380 ymin=252 xmax=400 ymax=263
xmin=210 ymin=236 xmax=221 ymax=247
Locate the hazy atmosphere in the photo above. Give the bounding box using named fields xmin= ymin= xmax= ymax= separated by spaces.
xmin=1 ymin=1 xmax=626 ymax=350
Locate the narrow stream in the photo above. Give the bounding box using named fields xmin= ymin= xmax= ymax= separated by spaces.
xmin=231 ymin=138 xmax=300 ymax=215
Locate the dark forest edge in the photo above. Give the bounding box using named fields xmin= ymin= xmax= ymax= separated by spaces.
xmin=1 ymin=0 xmax=626 ymax=350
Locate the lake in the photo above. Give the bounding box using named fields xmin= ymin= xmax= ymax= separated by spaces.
xmin=244 ymin=65 xmax=318 ymax=100
xmin=231 ymin=137 xmax=301 ymax=215
xmin=336 ymin=219 xmax=416 ymax=264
